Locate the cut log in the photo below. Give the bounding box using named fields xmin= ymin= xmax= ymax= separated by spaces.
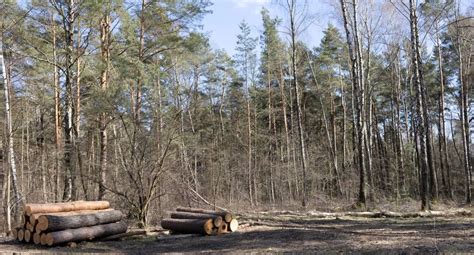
xmin=18 ymin=229 xmax=24 ymax=242
xmin=36 ymin=209 xmax=123 ymax=232
xmin=33 ymin=232 xmax=41 ymax=245
xmin=25 ymin=201 xmax=110 ymax=216
xmin=29 ymin=208 xmax=114 ymax=225
xmin=161 ymin=218 xmax=214 ymax=235
xmin=176 ymin=207 xmax=232 ymax=223
xmin=170 ymin=211 xmax=223 ymax=228
xmin=24 ymin=230 xmax=32 ymax=243
xmin=217 ymin=222 xmax=227 ymax=235
xmin=44 ymin=222 xmax=127 ymax=246
xmin=228 ymin=218 xmax=239 ymax=232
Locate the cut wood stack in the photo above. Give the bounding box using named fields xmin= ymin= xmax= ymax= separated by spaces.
xmin=161 ymin=207 xmax=238 ymax=236
xmin=13 ymin=201 xmax=127 ymax=246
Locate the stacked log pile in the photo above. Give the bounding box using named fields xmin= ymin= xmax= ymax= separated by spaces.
xmin=12 ymin=201 xmax=127 ymax=246
xmin=161 ymin=207 xmax=238 ymax=235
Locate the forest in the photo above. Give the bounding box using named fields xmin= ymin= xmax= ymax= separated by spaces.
xmin=0 ymin=0 xmax=472 ymax=240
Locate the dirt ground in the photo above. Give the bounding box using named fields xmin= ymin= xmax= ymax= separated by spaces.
xmin=0 ymin=215 xmax=472 ymax=254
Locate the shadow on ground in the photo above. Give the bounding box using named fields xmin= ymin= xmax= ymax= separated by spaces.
xmin=0 ymin=217 xmax=472 ymax=254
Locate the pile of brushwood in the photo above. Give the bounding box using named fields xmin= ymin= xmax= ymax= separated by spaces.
xmin=161 ymin=207 xmax=238 ymax=235
xmin=12 ymin=201 xmax=127 ymax=246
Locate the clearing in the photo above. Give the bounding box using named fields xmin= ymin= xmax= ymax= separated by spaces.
xmin=0 ymin=213 xmax=472 ymax=253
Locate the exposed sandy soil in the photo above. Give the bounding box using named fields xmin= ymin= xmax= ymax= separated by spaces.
xmin=0 ymin=215 xmax=472 ymax=254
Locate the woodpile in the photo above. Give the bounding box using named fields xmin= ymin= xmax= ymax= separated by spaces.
xmin=13 ymin=201 xmax=127 ymax=246
xmin=161 ymin=207 xmax=238 ymax=235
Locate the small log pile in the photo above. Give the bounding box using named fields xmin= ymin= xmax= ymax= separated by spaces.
xmin=161 ymin=207 xmax=238 ymax=235
xmin=12 ymin=201 xmax=127 ymax=246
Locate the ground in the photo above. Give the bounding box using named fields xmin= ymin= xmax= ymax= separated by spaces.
xmin=0 ymin=213 xmax=472 ymax=254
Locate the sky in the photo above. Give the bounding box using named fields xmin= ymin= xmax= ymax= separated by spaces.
xmin=200 ymin=0 xmax=335 ymax=56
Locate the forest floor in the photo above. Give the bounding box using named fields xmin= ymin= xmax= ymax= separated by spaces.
xmin=0 ymin=211 xmax=473 ymax=254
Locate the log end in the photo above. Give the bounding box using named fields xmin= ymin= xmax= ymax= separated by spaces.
xmin=40 ymin=233 xmax=47 ymax=245
xmin=18 ymin=229 xmax=25 ymax=242
xmin=228 ymin=219 xmax=239 ymax=232
xmin=45 ymin=233 xmax=54 ymax=246
xmin=33 ymin=232 xmax=41 ymax=245
xmin=224 ymin=213 xmax=232 ymax=223
xmin=217 ymin=222 xmax=227 ymax=235
xmin=37 ymin=215 xmax=48 ymax=232
xmin=213 ymin=216 xmax=223 ymax=228
xmin=24 ymin=205 xmax=32 ymax=216
xmin=24 ymin=230 xmax=31 ymax=243
xmin=203 ymin=219 xmax=214 ymax=235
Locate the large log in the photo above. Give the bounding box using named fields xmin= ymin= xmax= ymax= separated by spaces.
xmin=170 ymin=211 xmax=223 ymax=227
xmin=176 ymin=207 xmax=232 ymax=223
xmin=228 ymin=218 xmax=239 ymax=232
xmin=161 ymin=218 xmax=214 ymax=235
xmin=36 ymin=209 xmax=123 ymax=232
xmin=24 ymin=201 xmax=110 ymax=216
xmin=43 ymin=222 xmax=127 ymax=246
xmin=29 ymin=208 xmax=113 ymax=225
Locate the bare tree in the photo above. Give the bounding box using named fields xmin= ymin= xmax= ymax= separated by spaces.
xmin=1 ymin=28 xmax=22 ymax=232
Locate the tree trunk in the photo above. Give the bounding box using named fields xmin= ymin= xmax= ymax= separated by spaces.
xmin=409 ymin=0 xmax=430 ymax=210
xmin=36 ymin=210 xmax=123 ymax=232
xmin=98 ymin=9 xmax=111 ymax=200
xmin=44 ymin=222 xmax=127 ymax=246
xmin=1 ymin=30 xmax=22 ymax=223
xmin=60 ymin=0 xmax=77 ymax=202
xmin=25 ymin=201 xmax=110 ymax=215
xmin=435 ymin=31 xmax=452 ymax=199
xmin=457 ymin=25 xmax=472 ymax=204
xmin=339 ymin=0 xmax=367 ymax=206
xmin=170 ymin=211 xmax=223 ymax=228
xmin=161 ymin=218 xmax=214 ymax=235
xmin=51 ymin=12 xmax=62 ymax=203
xmin=175 ymin=207 xmax=232 ymax=223
xmin=288 ymin=0 xmax=308 ymax=207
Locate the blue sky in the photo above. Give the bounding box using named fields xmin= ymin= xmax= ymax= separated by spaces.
xmin=200 ymin=0 xmax=334 ymax=56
